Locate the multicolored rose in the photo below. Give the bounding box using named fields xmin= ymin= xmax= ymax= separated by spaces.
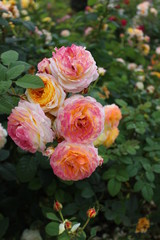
xmin=26 ymin=73 xmax=66 ymax=116
xmin=56 ymin=95 xmax=105 ymax=144
xmin=49 ymin=44 xmax=99 ymax=93
xmin=50 ymin=141 xmax=101 ymax=181
xmin=8 ymin=101 xmax=55 ymax=153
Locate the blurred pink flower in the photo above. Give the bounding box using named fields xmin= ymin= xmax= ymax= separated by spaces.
xmin=50 ymin=141 xmax=101 ymax=181
xmin=56 ymin=95 xmax=105 ymax=144
xmin=8 ymin=101 xmax=55 ymax=153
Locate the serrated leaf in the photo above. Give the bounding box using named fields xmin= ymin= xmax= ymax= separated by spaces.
xmin=7 ymin=65 xmax=25 ymax=80
xmin=107 ymin=178 xmax=121 ymax=197
xmin=16 ymin=74 xmax=44 ymax=89
xmin=16 ymin=156 xmax=37 ymax=183
xmin=116 ymin=169 xmax=129 ymax=182
xmin=115 ymin=99 xmax=127 ymax=107
xmin=10 ymin=61 xmax=31 ymax=71
xmin=102 ymin=169 xmax=117 ymax=180
xmin=0 ymin=163 xmax=17 ymax=181
xmin=58 ymin=231 xmax=70 ymax=240
xmin=0 ymin=80 xmax=12 ymax=94
xmin=0 ymin=95 xmax=18 ymax=114
xmin=81 ymin=186 xmax=94 ymax=198
xmin=46 ymin=213 xmax=60 ymax=222
xmin=142 ymin=185 xmax=153 ymax=202
xmin=45 ymin=222 xmax=59 ymax=236
xmin=1 ymin=50 xmax=19 ymax=65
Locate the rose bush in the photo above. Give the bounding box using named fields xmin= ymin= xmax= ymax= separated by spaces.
xmin=1 ymin=0 xmax=160 ymax=239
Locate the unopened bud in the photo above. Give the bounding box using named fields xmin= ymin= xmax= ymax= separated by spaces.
xmin=87 ymin=208 xmax=96 ymax=218
xmin=54 ymin=201 xmax=63 ymax=212
xmin=65 ymin=220 xmax=72 ymax=230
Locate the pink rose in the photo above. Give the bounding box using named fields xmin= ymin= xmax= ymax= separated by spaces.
xmin=50 ymin=141 xmax=101 ymax=181
xmin=38 ymin=58 xmax=52 ymax=74
xmin=49 ymin=44 xmax=99 ymax=93
xmin=56 ymin=95 xmax=105 ymax=144
xmin=8 ymin=101 xmax=55 ymax=153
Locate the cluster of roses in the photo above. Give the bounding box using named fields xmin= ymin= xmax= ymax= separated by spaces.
xmin=7 ymin=44 xmax=122 ymax=181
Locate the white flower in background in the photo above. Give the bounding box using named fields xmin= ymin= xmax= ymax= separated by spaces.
xmin=98 ymin=67 xmax=106 ymax=76
xmin=147 ymin=85 xmax=155 ymax=94
xmin=150 ymin=8 xmax=158 ymax=16
xmin=134 ymin=65 xmax=144 ymax=73
xmin=42 ymin=29 xmax=52 ymax=44
xmin=21 ymin=229 xmax=42 ymax=240
xmin=156 ymin=47 xmax=160 ymax=55
xmin=0 ymin=123 xmax=7 ymax=149
xmin=136 ymin=82 xmax=144 ymax=90
xmin=116 ymin=58 xmax=125 ymax=65
xmin=118 ymin=9 xmax=124 ymax=16
xmin=60 ymin=30 xmax=70 ymax=37
xmin=156 ymin=106 xmax=160 ymax=110
xmin=127 ymin=28 xmax=144 ymax=41
xmin=127 ymin=63 xmax=137 ymax=71
xmin=144 ymin=35 xmax=150 ymax=43
xmin=137 ymin=75 xmax=145 ymax=81
xmin=137 ymin=1 xmax=150 ymax=16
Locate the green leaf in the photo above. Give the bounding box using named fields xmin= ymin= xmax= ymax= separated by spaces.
xmin=0 ymin=80 xmax=12 ymax=94
xmin=88 ymin=0 xmax=97 ymax=6
xmin=142 ymin=184 xmax=153 ymax=202
xmin=81 ymin=186 xmax=94 ymax=198
xmin=16 ymin=74 xmax=44 ymax=89
xmin=0 ymin=163 xmax=17 ymax=181
xmin=107 ymin=179 xmax=121 ymax=197
xmin=145 ymin=171 xmax=155 ymax=182
xmin=28 ymin=178 xmax=42 ymax=190
xmin=1 ymin=50 xmax=19 ymax=65
xmin=16 ymin=156 xmax=37 ymax=183
xmin=75 ymin=231 xmax=87 ymax=240
xmin=0 ymin=217 xmax=9 ymax=238
xmin=46 ymin=213 xmax=60 ymax=222
xmin=102 ymin=169 xmax=117 ymax=180
xmin=0 ymin=64 xmax=7 ymax=81
xmin=22 ymin=21 xmax=35 ymax=31
xmin=152 ymin=164 xmax=160 ymax=173
xmin=0 ymin=95 xmax=18 ymax=114
xmin=115 ymin=99 xmax=127 ymax=107
xmin=7 ymin=65 xmax=25 ymax=80
xmin=45 ymin=222 xmax=59 ymax=236
xmin=58 ymin=231 xmax=70 ymax=240
xmin=10 ymin=61 xmax=31 ymax=71
xmin=116 ymin=169 xmax=129 ymax=182
xmin=0 ymin=150 xmax=9 ymax=161
xmin=134 ymin=180 xmax=143 ymax=192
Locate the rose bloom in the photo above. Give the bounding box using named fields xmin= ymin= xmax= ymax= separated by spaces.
xmin=146 ymin=85 xmax=155 ymax=94
xmin=84 ymin=27 xmax=93 ymax=36
xmin=49 ymin=44 xmax=99 ymax=93
xmin=60 ymin=29 xmax=70 ymax=37
xmin=104 ymin=104 xmax=122 ymax=128
xmin=135 ymin=217 xmax=150 ymax=234
xmin=94 ymin=127 xmax=119 ymax=148
xmin=8 ymin=101 xmax=55 ymax=153
xmin=26 ymin=73 xmax=66 ymax=116
xmin=21 ymin=0 xmax=33 ymax=8
xmin=156 ymin=47 xmax=160 ymax=55
xmin=121 ymin=19 xmax=127 ymax=27
xmin=137 ymin=1 xmax=150 ymax=16
xmin=38 ymin=58 xmax=51 ymax=74
xmin=150 ymin=7 xmax=158 ymax=16
xmin=139 ymin=44 xmax=150 ymax=56
xmin=98 ymin=67 xmax=106 ymax=76
xmin=136 ymin=82 xmax=144 ymax=90
xmin=127 ymin=63 xmax=137 ymax=71
xmin=21 ymin=229 xmax=42 ymax=240
xmin=50 ymin=141 xmax=101 ymax=181
xmin=56 ymin=95 xmax=105 ymax=144
xmin=0 ymin=123 xmax=7 ymax=149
